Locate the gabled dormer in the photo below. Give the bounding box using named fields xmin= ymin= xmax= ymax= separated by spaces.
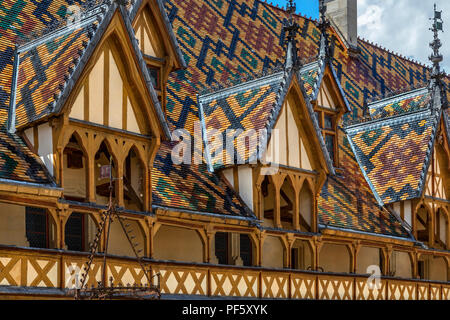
xmin=10 ymin=3 xmax=176 ymax=212
xmin=130 ymin=0 xmax=187 ymax=112
xmin=298 ymin=3 xmax=351 ymax=167
xmin=300 ymin=60 xmax=351 ymax=167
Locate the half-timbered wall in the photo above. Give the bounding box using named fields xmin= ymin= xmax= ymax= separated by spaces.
xmin=23 ymin=123 xmax=54 ymax=175
xmin=265 ymin=97 xmax=313 ymax=170
xmin=425 ymin=146 xmax=448 ymax=200
xmin=68 ymin=42 xmax=144 ymax=135
xmin=134 ymin=6 xmax=166 ymax=59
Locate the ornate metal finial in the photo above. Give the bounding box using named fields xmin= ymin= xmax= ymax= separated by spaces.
xmin=428 ymin=4 xmax=448 ymax=110
xmin=429 ymin=4 xmax=444 ymax=83
xmin=317 ymin=0 xmax=333 ymax=61
xmin=282 ymin=0 xmax=300 ymax=70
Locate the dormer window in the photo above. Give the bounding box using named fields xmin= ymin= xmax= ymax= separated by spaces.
xmin=147 ymin=63 xmax=163 ymax=106
xmin=316 ymin=108 xmax=338 ymax=165
xmin=147 ymin=65 xmax=160 ymax=90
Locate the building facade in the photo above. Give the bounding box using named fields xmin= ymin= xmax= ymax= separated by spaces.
xmin=0 ymin=0 xmax=448 ymax=299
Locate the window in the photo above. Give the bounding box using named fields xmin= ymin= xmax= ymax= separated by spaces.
xmin=316 ymin=109 xmax=337 ymax=165
xmin=215 ymin=232 xmax=228 ymax=265
xmin=240 ymin=234 xmax=252 ymax=267
xmin=65 ymin=212 xmax=85 ymax=252
xmin=147 ymin=65 xmax=160 ymax=90
xmin=26 ymin=207 xmax=49 ymax=248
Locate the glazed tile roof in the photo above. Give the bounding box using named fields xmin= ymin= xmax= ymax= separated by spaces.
xmin=160 ymin=0 xmax=416 ymax=235
xmin=14 ymin=22 xmax=94 ymax=127
xmin=1 ymin=0 xmax=445 ymax=234
xmin=0 ymin=129 xmax=54 ymax=185
xmin=300 ymin=62 xmax=320 ymax=99
xmin=199 ymin=71 xmax=285 ymax=170
xmin=369 ymin=87 xmax=431 ymax=120
xmin=319 ymin=149 xmax=409 ymax=237
xmin=152 ymin=141 xmax=255 ymax=218
xmin=347 ymin=109 xmax=438 ymax=205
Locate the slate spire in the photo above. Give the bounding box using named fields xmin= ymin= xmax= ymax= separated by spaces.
xmin=317 ymin=0 xmax=333 ymax=62
xmin=282 ymin=0 xmax=300 ymax=71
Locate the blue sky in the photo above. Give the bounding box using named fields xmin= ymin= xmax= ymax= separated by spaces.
xmin=268 ymin=0 xmax=319 ymax=19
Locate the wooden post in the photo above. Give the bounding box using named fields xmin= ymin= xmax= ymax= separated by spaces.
xmin=87 ymin=154 xmax=96 ymax=202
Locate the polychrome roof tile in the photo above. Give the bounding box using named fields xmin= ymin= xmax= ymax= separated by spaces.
xmin=152 ymin=141 xmax=255 ymax=218
xmin=347 ymin=109 xmax=437 ymax=205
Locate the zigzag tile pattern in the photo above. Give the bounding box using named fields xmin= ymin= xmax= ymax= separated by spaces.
xmin=300 ymin=65 xmax=319 ymax=99
xmin=0 ymin=129 xmax=53 ymax=184
xmin=370 ymin=91 xmax=431 ymax=120
xmin=162 ymin=0 xmax=412 ymax=235
xmin=201 ymin=73 xmax=282 ymax=169
xmin=348 ymin=113 xmax=435 ymax=204
xmin=0 ymin=0 xmax=437 ymax=234
xmin=152 ymin=141 xmax=254 ymax=217
xmin=15 ymin=23 xmax=93 ymax=127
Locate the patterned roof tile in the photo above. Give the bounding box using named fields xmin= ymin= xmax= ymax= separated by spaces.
xmin=347 ymin=110 xmax=437 ymax=205
xmin=152 ymin=141 xmax=255 ymax=218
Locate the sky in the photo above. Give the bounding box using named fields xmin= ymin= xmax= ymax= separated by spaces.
xmin=269 ymin=0 xmax=450 ymax=71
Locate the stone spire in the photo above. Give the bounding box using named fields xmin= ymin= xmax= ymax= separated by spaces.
xmin=282 ymin=0 xmax=300 ymax=70
xmin=428 ymin=4 xmax=448 ymax=111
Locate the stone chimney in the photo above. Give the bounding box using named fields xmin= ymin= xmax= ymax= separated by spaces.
xmin=325 ymin=0 xmax=358 ymax=52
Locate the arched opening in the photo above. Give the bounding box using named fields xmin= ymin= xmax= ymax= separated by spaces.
xmin=154 ymin=225 xmax=203 ymax=263
xmin=319 ymin=243 xmax=351 ymax=273
xmin=356 ymin=246 xmax=383 ymax=275
xmin=64 ymin=212 xmax=97 ymax=252
xmin=416 ymin=205 xmax=431 ymax=244
xmin=261 ymin=176 xmax=277 ymax=228
xmin=299 ymin=181 xmax=313 ymax=232
xmin=63 ymin=133 xmax=87 ymax=201
xmin=389 ymin=251 xmax=412 ymax=279
xmin=95 ymin=141 xmax=116 ymax=205
xmin=213 ymin=232 xmax=254 ymax=267
xmin=280 ymin=177 xmax=295 ymax=230
xmin=25 ymin=207 xmax=57 ymax=249
xmin=435 ymin=208 xmax=448 ymax=249
xmin=262 ymin=236 xmax=285 ymax=269
xmin=418 ymin=255 xmax=448 ymax=282
xmin=108 ymin=218 xmax=145 ymax=257
xmin=123 ymin=147 xmax=145 ymax=211
xmin=291 ymin=240 xmax=313 ymax=270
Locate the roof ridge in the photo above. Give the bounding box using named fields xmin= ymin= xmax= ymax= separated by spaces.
xmin=358 ymin=37 xmax=431 ymax=70
xmin=258 ymin=0 xmax=318 ymax=23
xmin=367 ymin=85 xmax=429 ymax=105
xmin=16 ymin=0 xmax=108 ymax=47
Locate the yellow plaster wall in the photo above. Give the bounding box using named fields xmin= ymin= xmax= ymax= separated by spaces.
xmin=108 ymin=51 xmax=123 ymax=129
xmin=391 ymin=251 xmax=412 ymax=279
xmin=261 ymin=236 xmax=284 ymax=269
xmin=427 ymin=257 xmax=447 ymax=282
xmin=37 ymin=123 xmax=54 ymax=175
xmin=356 ymin=246 xmax=381 ymax=274
xmin=154 ymin=225 xmax=203 ymax=263
xmin=0 ymin=203 xmax=29 ymax=247
xmin=88 ymin=51 xmax=104 ymax=125
xmin=108 ymin=219 xmax=145 ymax=257
xmin=135 ymin=8 xmax=165 ymax=59
xmin=319 ymin=243 xmax=350 ymax=273
xmin=299 ymin=184 xmax=312 ymax=228
xmin=63 ymin=154 xmax=86 ymax=199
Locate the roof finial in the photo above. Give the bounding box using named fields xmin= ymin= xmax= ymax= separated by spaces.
xmin=428 ymin=4 xmax=448 ymax=110
xmin=317 ymin=0 xmax=333 ymax=61
xmin=283 ymin=0 xmax=300 ymax=70
xmin=429 ymin=4 xmax=444 ymax=83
